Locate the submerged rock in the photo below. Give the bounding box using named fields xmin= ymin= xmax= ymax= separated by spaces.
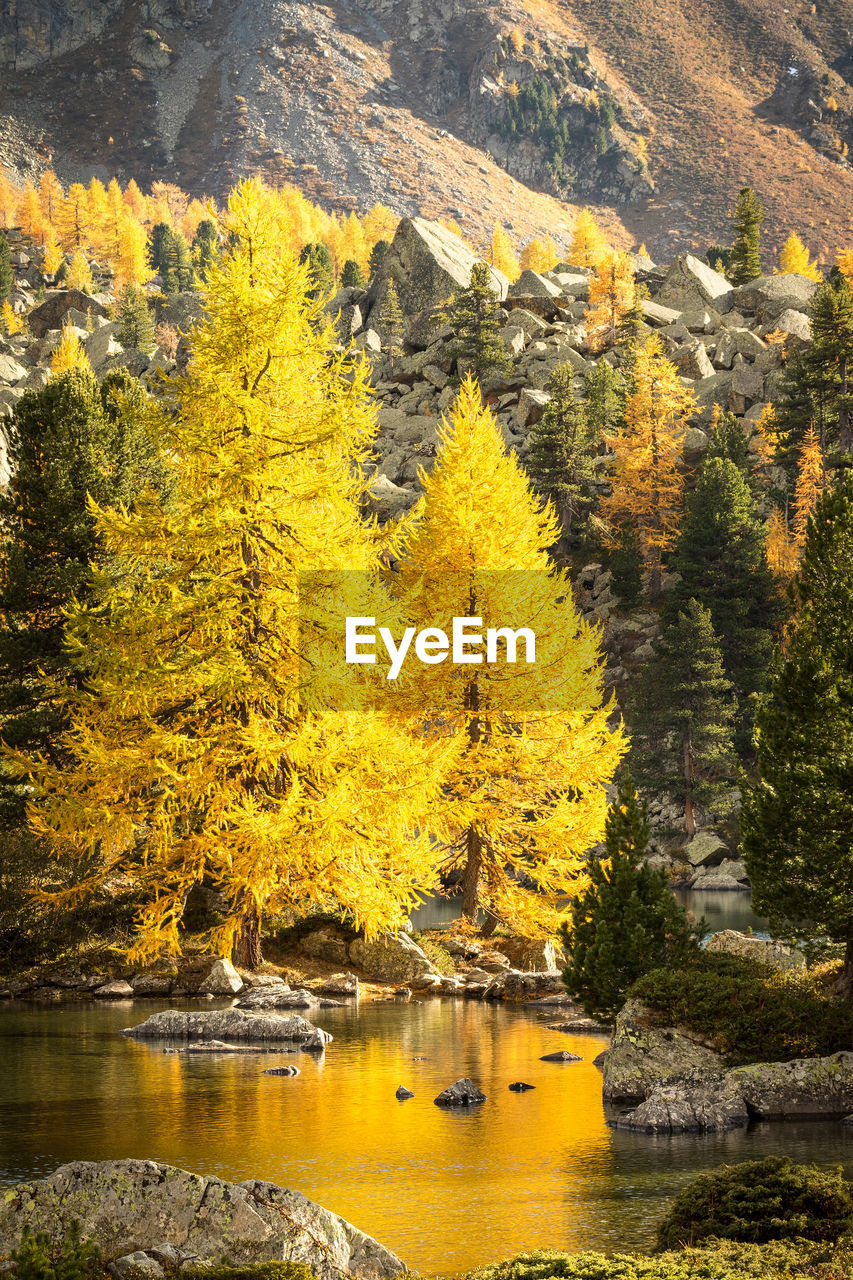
xmin=0 ymin=1160 xmax=404 ymax=1280
xmin=264 ymin=1065 xmax=301 ymax=1076
xmin=508 ymin=1082 xmax=536 ymax=1092
xmin=434 ymin=1078 xmax=486 ymax=1107
xmin=395 ymin=1086 xmax=415 ymax=1100
xmin=236 ymin=987 xmax=317 ymax=1010
xmin=121 ymin=1008 xmax=331 ymax=1050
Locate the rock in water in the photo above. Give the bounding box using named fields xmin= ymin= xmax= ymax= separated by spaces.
xmin=728 ymin=1051 xmax=853 ymax=1119
xmin=508 ymin=1082 xmax=536 ymax=1092
xmin=264 ymin=1066 xmax=300 ymax=1077
xmin=121 ymin=1008 xmax=331 ymax=1050
xmin=0 ymin=1161 xmax=404 ymax=1280
xmin=540 ymin=1051 xmax=582 ymax=1063
xmin=602 ymin=999 xmax=723 ymax=1102
xmin=395 ymin=1086 xmax=415 ymax=1100
xmin=434 ymin=1078 xmax=486 ymax=1106
xmin=611 ymin=1071 xmax=749 ymax=1133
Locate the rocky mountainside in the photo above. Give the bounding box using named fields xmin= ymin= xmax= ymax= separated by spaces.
xmin=0 ymin=0 xmax=852 ymax=258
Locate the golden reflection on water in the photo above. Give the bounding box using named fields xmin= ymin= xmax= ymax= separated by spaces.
xmin=1 ymin=998 xmax=852 ymax=1275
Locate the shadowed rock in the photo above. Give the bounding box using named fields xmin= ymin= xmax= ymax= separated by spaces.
xmin=434 ymin=1078 xmax=486 ymax=1106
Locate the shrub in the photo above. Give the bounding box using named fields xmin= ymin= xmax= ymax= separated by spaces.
xmin=183 ymin=1265 xmax=315 ymax=1280
xmin=410 ymin=931 xmax=455 ymax=975
xmin=628 ymin=951 xmax=853 ymax=1063
xmin=655 ymin=1157 xmax=853 ymax=1250
xmin=12 ymin=1223 xmax=101 ymax=1280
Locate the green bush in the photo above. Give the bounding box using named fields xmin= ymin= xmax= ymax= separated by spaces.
xmin=183 ymin=1265 xmax=315 ymax=1280
xmin=465 ymin=1238 xmax=851 ymax=1280
xmin=628 ymin=951 xmax=853 ymax=1063
xmin=410 ymin=931 xmax=455 ymax=975
xmin=12 ymin=1223 xmax=102 ymax=1280
xmin=655 ymin=1158 xmax=853 ymax=1250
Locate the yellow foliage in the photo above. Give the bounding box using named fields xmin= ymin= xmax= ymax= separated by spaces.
xmin=520 ymin=235 xmax=557 ymax=273
xmin=827 ymin=95 xmax=838 ymax=111
xmin=792 ymin=425 xmax=824 ymax=546
xmin=584 ymin=250 xmax=635 ymax=352
xmin=42 ymin=229 xmax=64 ymax=278
xmin=20 ymin=179 xmax=446 ymax=964
xmin=489 ymin=223 xmax=520 ymax=282
xmin=569 ymin=207 xmax=608 ymax=268
xmin=765 ymin=506 xmax=799 ymax=582
xmin=777 ymin=231 xmax=822 ymax=281
xmin=50 ymin=321 xmax=92 ymax=377
xmin=392 ymin=377 xmax=626 ymax=933
xmin=1 ymin=300 xmax=21 ymax=335
xmin=17 ymin=182 xmax=43 ymax=241
xmin=600 ymin=336 xmax=695 ymax=597
xmin=509 ymin=28 xmax=525 ymax=53
xmin=440 ymin=216 xmax=466 ymax=241
xmin=752 ymin=403 xmax=781 ymax=465
xmin=66 ymin=249 xmax=94 ymax=292
xmin=837 ymin=248 xmax=853 ymax=286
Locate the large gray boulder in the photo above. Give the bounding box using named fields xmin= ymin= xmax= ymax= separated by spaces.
xmin=682 ymin=831 xmax=729 ymax=868
xmin=27 ymin=290 xmax=109 ymax=338
xmin=730 ymin=274 xmax=819 ymax=321
xmin=656 ymin=255 xmax=733 ymax=313
xmin=601 ymin=999 xmax=723 ymax=1102
xmin=612 ymin=1071 xmax=749 ymax=1133
xmin=0 ymin=1160 xmax=404 ymax=1280
xmin=198 ymin=957 xmax=243 ymax=995
xmin=348 ymin=931 xmax=439 ymax=983
xmin=704 ymin=929 xmax=805 ymax=971
xmin=367 ymin=217 xmax=507 ymax=323
xmin=0 ymin=353 xmax=28 ymax=384
xmin=508 ymin=270 xmax=562 ymax=300
xmin=728 ymin=1051 xmax=853 ymax=1118
xmin=120 ymin=1008 xmax=330 ymax=1049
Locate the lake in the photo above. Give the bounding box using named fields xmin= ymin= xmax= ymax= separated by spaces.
xmin=1 ymin=990 xmax=851 ymax=1276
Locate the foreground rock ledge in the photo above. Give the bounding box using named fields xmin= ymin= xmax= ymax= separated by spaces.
xmin=0 ymin=1160 xmax=404 ymax=1280
xmin=121 ymin=1008 xmax=331 ymax=1050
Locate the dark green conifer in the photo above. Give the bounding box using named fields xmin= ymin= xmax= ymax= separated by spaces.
xmin=526 ymin=364 xmax=597 ymax=532
xmin=729 ymin=186 xmax=764 ymax=286
xmin=380 ymin=278 xmax=405 ymax=371
xmin=117 ymin=283 xmax=155 ymax=353
xmin=160 ymin=229 xmax=193 ymax=293
xmin=777 ymin=271 xmax=853 ymax=464
xmin=191 ymin=218 xmax=219 ymax=281
xmin=741 ymin=475 xmax=853 ymax=993
xmin=369 ymin=240 xmax=390 ymax=279
xmin=298 ymin=241 xmax=334 ymax=298
xmin=609 ymin=522 xmax=643 ymax=608
xmin=447 ymin=262 xmax=512 ymax=381
xmin=147 ymin=221 xmax=171 ymax=274
xmin=706 ymin=407 xmax=751 ymax=475
xmin=558 ymin=771 xmax=696 ymax=1019
xmin=584 ymin=359 xmax=625 ymax=436
xmin=0 ymin=232 xmax=12 ymax=300
xmin=340 ymin=259 xmax=365 ymax=289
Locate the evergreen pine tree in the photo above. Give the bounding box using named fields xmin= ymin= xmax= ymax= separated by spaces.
xmin=368 ymin=239 xmax=390 ymax=279
xmin=741 ymin=475 xmax=853 ymax=993
xmin=584 ymin=359 xmax=625 ymax=437
xmin=447 ymin=262 xmax=513 ymax=381
xmin=526 ymin=364 xmax=597 ymax=532
xmin=631 ymin=599 xmax=737 ymax=834
xmin=380 ymin=278 xmax=405 ymax=371
xmin=609 ymin=522 xmax=643 ymax=608
xmin=706 ymin=405 xmax=752 ymax=475
xmin=147 ymin=221 xmax=171 ymax=274
xmin=0 ymin=231 xmax=12 ymax=300
xmin=160 ymin=229 xmax=193 ymax=293
xmin=666 ymin=457 xmax=784 ymax=745
xmin=118 ymin=283 xmax=155 ymax=353
xmin=558 ymin=771 xmax=696 ymax=1018
xmin=778 ymin=271 xmax=853 ymax=463
xmin=298 ymin=241 xmax=334 ymax=298
xmin=340 ymin=258 xmax=365 ymax=289
xmin=0 ymin=368 xmax=159 ymax=827
xmin=191 ymin=218 xmax=219 ymax=281
xmin=729 ymin=186 xmax=764 ymax=286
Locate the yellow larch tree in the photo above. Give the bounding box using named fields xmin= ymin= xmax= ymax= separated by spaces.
xmin=584 ymin=250 xmax=636 ymax=352
xmin=38 ymin=170 xmax=64 ymax=226
xmin=0 ymin=167 xmax=19 ymax=227
xmin=122 ymin=178 xmax=148 ymax=223
xmin=18 ymin=179 xmax=446 ymax=968
xmin=765 ymin=506 xmax=799 ymax=583
xmin=42 ymin=229 xmax=64 ymax=278
xmin=489 ymin=223 xmax=520 ymax=282
xmin=751 ymin=402 xmax=781 ymax=466
xmin=391 ymin=377 xmax=626 ymax=934
xmin=114 ymin=217 xmax=152 ymax=290
xmin=66 ymin=249 xmax=94 ymax=292
xmin=56 ymin=183 xmax=87 ymax=251
xmin=600 ymin=335 xmax=696 ymax=598
xmin=1 ymin=300 xmax=21 ymax=335
xmin=17 ymin=182 xmax=44 ymax=242
xmin=570 ymin=207 xmax=608 ymax=268
xmin=50 ymin=321 xmax=92 ymax=377
xmin=792 ymin=424 xmax=825 ymax=545
xmin=777 ymin=232 xmax=822 ymax=282
xmin=838 ymin=248 xmax=853 ymax=287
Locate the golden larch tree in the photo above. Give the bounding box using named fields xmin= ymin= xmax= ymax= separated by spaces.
xmin=569 ymin=207 xmax=608 ymax=268
xmin=584 ymin=250 xmax=636 ymax=352
xmin=765 ymin=506 xmax=799 ymax=583
xmin=792 ymin=424 xmax=825 ymax=545
xmin=50 ymin=321 xmax=92 ymax=377
xmin=66 ymin=250 xmax=94 ymax=292
xmin=392 ymin=377 xmax=626 ymax=934
xmin=600 ymin=335 xmax=696 ymax=598
xmin=42 ymin=229 xmax=64 ymax=278
xmin=489 ymin=223 xmax=520 ymax=282
xmin=17 ymin=180 xmax=445 ymax=969
xmin=777 ymin=232 xmax=822 ymax=282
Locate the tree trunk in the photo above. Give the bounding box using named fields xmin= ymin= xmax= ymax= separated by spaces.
xmin=232 ymin=905 xmax=263 ymax=970
xmin=461 ymin=827 xmax=482 ymax=921
xmin=682 ymin=731 xmax=696 ymax=837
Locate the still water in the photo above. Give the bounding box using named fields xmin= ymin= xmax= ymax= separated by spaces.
xmin=1 ymin=993 xmax=851 ymax=1275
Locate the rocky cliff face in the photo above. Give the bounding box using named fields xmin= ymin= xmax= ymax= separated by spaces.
xmin=0 ymin=1 xmax=124 ymax=71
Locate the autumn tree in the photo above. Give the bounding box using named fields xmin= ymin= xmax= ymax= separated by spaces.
xmin=792 ymin=425 xmax=825 ymax=544
xmin=0 ymin=369 xmax=156 ymax=827
xmin=600 ymin=336 xmax=695 ymax=599
xmin=489 ymin=223 xmax=520 ymax=282
xmin=447 ymin=262 xmax=513 ymax=381
xmin=526 ymin=363 xmax=598 ymax=533
xmin=742 ymin=475 xmax=853 ymax=993
xmin=15 ymin=181 xmax=445 ymax=968
xmin=50 ymin=323 xmax=92 ymax=378
xmin=729 ymin=186 xmax=764 ymax=286
xmin=66 ymin=250 xmax=94 ymax=292
xmin=765 ymin=506 xmax=799 ymax=583
xmin=585 ymin=250 xmax=636 ymax=353
xmin=392 ymin=377 xmax=625 ymax=932
xmin=559 ymin=771 xmax=697 ymax=1018
xmin=631 ymin=598 xmax=737 ymax=834
xmin=778 ymin=232 xmax=821 ymax=282
xmin=520 ymin=235 xmax=557 ymax=273
xmin=41 ymin=230 xmax=64 ymax=279
xmin=570 ymin=207 xmax=607 ymax=268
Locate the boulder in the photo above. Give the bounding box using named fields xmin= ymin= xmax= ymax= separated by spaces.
xmin=729 ymin=1052 xmax=853 ymax=1119
xmin=236 ymin=987 xmax=317 ymax=1010
xmin=129 ymin=974 xmax=174 ymax=997
xmin=0 ymin=1160 xmax=404 ymax=1280
xmin=120 ymin=1008 xmax=331 ymax=1050
xmin=365 ymin=475 xmax=417 ymax=523
xmin=682 ymin=831 xmax=729 ymax=868
xmin=770 ymin=308 xmax=811 ymax=346
xmin=84 ymin=323 xmax=124 ymax=372
xmin=318 ymin=973 xmax=360 ymax=997
xmin=367 ymin=217 xmax=507 ymax=323
xmin=730 ymin=274 xmax=819 ymax=321
xmin=515 ymin=387 xmax=551 ymax=429
xmin=508 ymin=270 xmax=562 ymax=300
xmin=0 ymin=353 xmax=28 ymax=384
xmin=263 ymin=1065 xmax=300 ymax=1077
xmin=27 ymin=290 xmax=109 ymax=339
xmin=602 ymin=999 xmax=724 ymax=1102
xmin=300 ymin=927 xmax=352 ymax=965
xmin=109 ymin=1252 xmax=164 ymax=1280
xmin=395 ymin=1086 xmax=414 ymax=1100
xmin=92 ymin=981 xmax=134 ymax=999
xmin=508 ymin=1082 xmax=535 ymax=1092
xmin=434 ymin=1078 xmax=486 ymax=1106
xmin=704 ymin=930 xmax=805 ymax=971
xmin=656 ymin=255 xmax=733 ymax=313
xmin=198 ymin=958 xmax=243 ymax=995
xmin=498 ymin=938 xmax=560 ymax=972
xmin=154 ymin=291 xmax=204 ymax=335
xmin=348 ymin=932 xmax=439 ymax=983
xmin=672 ymin=340 xmax=714 ymax=380
xmin=540 ymin=1051 xmax=582 ymax=1063
xmin=641 ymin=299 xmax=683 ymax=327
xmin=612 ymin=1071 xmax=749 ymax=1133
